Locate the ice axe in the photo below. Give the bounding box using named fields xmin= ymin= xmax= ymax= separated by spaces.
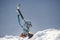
xmin=16 ymin=4 xmax=24 ymax=20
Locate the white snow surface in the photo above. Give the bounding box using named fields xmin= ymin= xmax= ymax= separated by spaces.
xmin=0 ymin=29 xmax=60 ymax=40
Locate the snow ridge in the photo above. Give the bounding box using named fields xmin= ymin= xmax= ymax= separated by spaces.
xmin=0 ymin=29 xmax=60 ymax=40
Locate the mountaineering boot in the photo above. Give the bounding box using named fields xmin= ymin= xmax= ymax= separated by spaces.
xmin=28 ymin=32 xmax=33 ymax=39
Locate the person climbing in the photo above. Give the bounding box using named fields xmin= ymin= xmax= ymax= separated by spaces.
xmin=16 ymin=4 xmax=33 ymax=38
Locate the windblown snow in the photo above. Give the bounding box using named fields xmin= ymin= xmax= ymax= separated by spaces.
xmin=0 ymin=29 xmax=60 ymax=40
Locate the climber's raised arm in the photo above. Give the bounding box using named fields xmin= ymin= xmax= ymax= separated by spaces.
xmin=16 ymin=4 xmax=24 ymax=20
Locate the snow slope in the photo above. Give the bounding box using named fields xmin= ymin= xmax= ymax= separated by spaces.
xmin=0 ymin=29 xmax=60 ymax=40
xmin=30 ymin=29 xmax=60 ymax=40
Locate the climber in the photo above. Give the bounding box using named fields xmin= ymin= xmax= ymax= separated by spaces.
xmin=16 ymin=4 xmax=33 ymax=38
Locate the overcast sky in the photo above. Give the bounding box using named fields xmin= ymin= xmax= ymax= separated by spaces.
xmin=0 ymin=0 xmax=60 ymax=37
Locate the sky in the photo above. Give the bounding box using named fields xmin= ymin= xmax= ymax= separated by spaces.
xmin=0 ymin=0 xmax=60 ymax=37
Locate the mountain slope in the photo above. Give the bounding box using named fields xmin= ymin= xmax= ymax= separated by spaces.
xmin=0 ymin=29 xmax=60 ymax=40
